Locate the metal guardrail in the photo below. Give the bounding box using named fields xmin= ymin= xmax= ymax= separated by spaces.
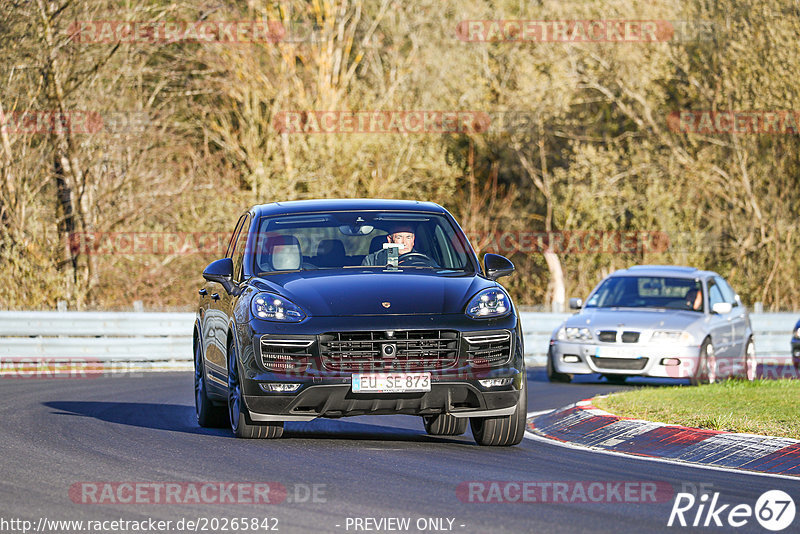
xmin=0 ymin=310 xmax=795 ymax=366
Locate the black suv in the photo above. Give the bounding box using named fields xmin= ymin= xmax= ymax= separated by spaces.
xmin=194 ymin=199 xmax=526 ymax=446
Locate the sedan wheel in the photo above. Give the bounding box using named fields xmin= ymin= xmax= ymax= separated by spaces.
xmin=228 ymin=340 xmax=283 ymax=439
xmin=194 ymin=340 xmax=227 ymax=427
xmin=743 ymin=338 xmax=757 ymax=381
xmin=423 ymin=414 xmax=468 ymax=436
xmin=546 ymin=347 xmax=572 ymax=383
xmin=470 ymin=379 xmax=527 ymax=446
xmin=691 ymin=339 xmax=716 ymax=385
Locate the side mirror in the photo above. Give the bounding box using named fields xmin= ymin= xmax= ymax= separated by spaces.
xmin=711 ymin=302 xmax=733 ymax=315
xmin=203 ymin=258 xmax=236 ymax=294
xmin=483 ymin=253 xmax=515 ymax=280
xmin=569 ymin=298 xmax=583 ymax=310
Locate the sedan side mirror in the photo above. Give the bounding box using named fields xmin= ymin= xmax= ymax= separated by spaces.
xmin=203 ymin=258 xmax=236 ymax=294
xmin=711 ymin=302 xmax=733 ymax=315
xmin=569 ymin=298 xmax=583 ymax=310
xmin=483 ymin=254 xmax=515 ymax=280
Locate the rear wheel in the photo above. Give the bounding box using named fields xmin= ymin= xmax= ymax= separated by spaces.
xmin=194 ymin=339 xmax=227 ymax=428
xmin=470 ymin=379 xmax=527 ymax=446
xmin=228 ymin=339 xmax=284 ymax=439
xmin=546 ymin=347 xmax=572 ymax=383
xmin=743 ymin=338 xmax=756 ymax=381
xmin=423 ymin=414 xmax=468 ymax=436
xmin=690 ymin=339 xmax=716 ymax=386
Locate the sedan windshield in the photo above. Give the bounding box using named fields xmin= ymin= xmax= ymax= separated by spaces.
xmin=252 ymin=211 xmax=474 ymax=273
xmin=584 ymin=276 xmax=704 ymax=312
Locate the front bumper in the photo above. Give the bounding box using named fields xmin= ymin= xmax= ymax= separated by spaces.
xmin=550 ymin=340 xmax=701 ymax=378
xmin=237 ymin=313 xmax=525 ymax=419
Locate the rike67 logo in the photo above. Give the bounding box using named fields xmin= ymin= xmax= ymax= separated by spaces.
xmin=668 ymin=490 xmax=796 ymax=531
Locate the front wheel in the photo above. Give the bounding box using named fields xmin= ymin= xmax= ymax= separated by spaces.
xmin=470 ymin=379 xmax=527 ymax=446
xmin=228 ymin=340 xmax=284 ymax=439
xmin=690 ymin=339 xmax=716 ymax=386
xmin=423 ymin=414 xmax=468 ymax=436
xmin=546 ymin=347 xmax=572 ymax=383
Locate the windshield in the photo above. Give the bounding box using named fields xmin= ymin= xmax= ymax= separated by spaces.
xmin=584 ymin=276 xmax=704 ymax=312
xmin=252 ymin=211 xmax=474 ymax=274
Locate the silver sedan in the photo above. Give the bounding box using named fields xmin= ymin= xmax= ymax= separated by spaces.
xmin=547 ymin=265 xmax=755 ymax=384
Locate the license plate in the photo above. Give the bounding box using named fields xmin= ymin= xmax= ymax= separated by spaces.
xmin=351 ymin=373 xmax=431 ymax=393
xmin=595 ymin=346 xmax=642 ymax=359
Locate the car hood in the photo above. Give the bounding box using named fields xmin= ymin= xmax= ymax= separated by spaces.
xmin=564 ymin=308 xmax=704 ymax=332
xmin=249 ymin=270 xmax=495 ymax=316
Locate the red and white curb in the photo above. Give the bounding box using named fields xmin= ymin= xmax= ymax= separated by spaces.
xmin=526 ymin=399 xmax=800 ymax=477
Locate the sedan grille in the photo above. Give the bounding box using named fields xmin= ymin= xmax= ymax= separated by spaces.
xmin=590 ymin=356 xmax=648 ymax=371
xmin=621 ymin=331 xmax=640 ymax=343
xmin=319 ymin=330 xmax=459 ymax=372
xmin=260 ymin=338 xmax=313 ymax=372
xmin=597 ymin=330 xmax=617 ymax=343
xmin=463 ymin=332 xmax=512 ymax=367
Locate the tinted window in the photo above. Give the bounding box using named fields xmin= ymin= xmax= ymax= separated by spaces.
xmin=230 ymin=214 xmax=251 ymax=282
xmin=253 ymin=211 xmax=473 ymax=273
xmin=584 ymin=276 xmax=704 ymax=312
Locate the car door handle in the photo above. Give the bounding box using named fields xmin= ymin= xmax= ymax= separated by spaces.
xmin=198 ymin=289 xmax=208 ymax=296
xmin=211 ymin=293 xmax=220 ymax=301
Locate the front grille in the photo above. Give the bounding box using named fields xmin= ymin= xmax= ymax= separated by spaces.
xmin=260 ymin=338 xmax=313 ymax=371
xmin=621 ymin=331 xmax=640 ymax=343
xmin=597 ymin=330 xmax=617 ymax=343
xmin=590 ymin=356 xmax=648 ymax=371
xmin=319 ymin=330 xmax=459 ymax=372
xmin=463 ymin=332 xmax=512 ymax=367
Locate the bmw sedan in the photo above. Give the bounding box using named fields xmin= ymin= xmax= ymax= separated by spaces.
xmin=547 ymin=265 xmax=755 ymax=385
xmin=791 ymin=319 xmax=800 ymax=371
xmin=194 ymin=199 xmax=526 ymax=445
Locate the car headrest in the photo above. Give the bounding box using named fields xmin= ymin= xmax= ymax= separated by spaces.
xmin=316 ymin=239 xmax=345 ymax=259
xmin=261 ymin=235 xmax=301 ymax=271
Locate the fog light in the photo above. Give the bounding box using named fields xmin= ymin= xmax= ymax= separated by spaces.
xmin=660 ymin=358 xmax=681 ymax=366
xmin=478 ymin=378 xmax=513 ymax=388
xmin=260 ymin=383 xmax=302 ymax=393
xmin=562 ymin=355 xmax=581 ymax=363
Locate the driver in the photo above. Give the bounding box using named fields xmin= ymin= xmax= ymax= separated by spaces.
xmin=684 ymin=287 xmax=703 ymax=311
xmin=361 ymin=224 xmax=417 ymax=266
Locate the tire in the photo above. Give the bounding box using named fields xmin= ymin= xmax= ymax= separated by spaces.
xmin=194 ymin=338 xmax=227 ymax=428
xmin=603 ymin=374 xmax=627 ymax=385
xmin=423 ymin=414 xmax=468 ymax=436
xmin=470 ymin=378 xmax=527 ymax=447
xmin=690 ymin=339 xmax=716 ymax=386
xmin=227 ymin=339 xmax=284 ymax=439
xmin=546 ymin=347 xmax=572 ymax=383
xmin=742 ymin=338 xmax=757 ymax=381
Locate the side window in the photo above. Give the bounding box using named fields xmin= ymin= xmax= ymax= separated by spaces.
xmin=230 ymin=215 xmax=251 ymax=282
xmin=225 ymin=215 xmax=247 ymax=258
xmin=715 ymin=276 xmax=738 ymax=306
xmin=707 ymin=280 xmax=725 ymax=310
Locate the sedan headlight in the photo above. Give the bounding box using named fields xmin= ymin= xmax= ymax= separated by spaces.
xmin=794 ymin=327 xmax=800 ymax=339
xmin=556 ymin=327 xmax=593 ymax=341
xmin=650 ymin=330 xmax=694 ymax=344
xmin=251 ymin=292 xmax=306 ymax=322
xmin=466 ymin=288 xmax=511 ymax=319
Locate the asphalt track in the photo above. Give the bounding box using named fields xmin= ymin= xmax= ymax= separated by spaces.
xmin=0 ymin=370 xmax=798 ymax=534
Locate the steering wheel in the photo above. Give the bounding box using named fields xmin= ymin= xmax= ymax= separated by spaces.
xmin=398 ymin=252 xmax=437 ymax=267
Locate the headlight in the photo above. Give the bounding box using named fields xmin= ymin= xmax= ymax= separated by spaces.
xmin=650 ymin=330 xmax=694 ymax=344
xmin=251 ymin=292 xmax=306 ymax=322
xmin=466 ymin=288 xmax=511 ymax=319
xmin=795 ymin=327 xmax=800 ymax=339
xmin=556 ymin=326 xmax=593 ymax=341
